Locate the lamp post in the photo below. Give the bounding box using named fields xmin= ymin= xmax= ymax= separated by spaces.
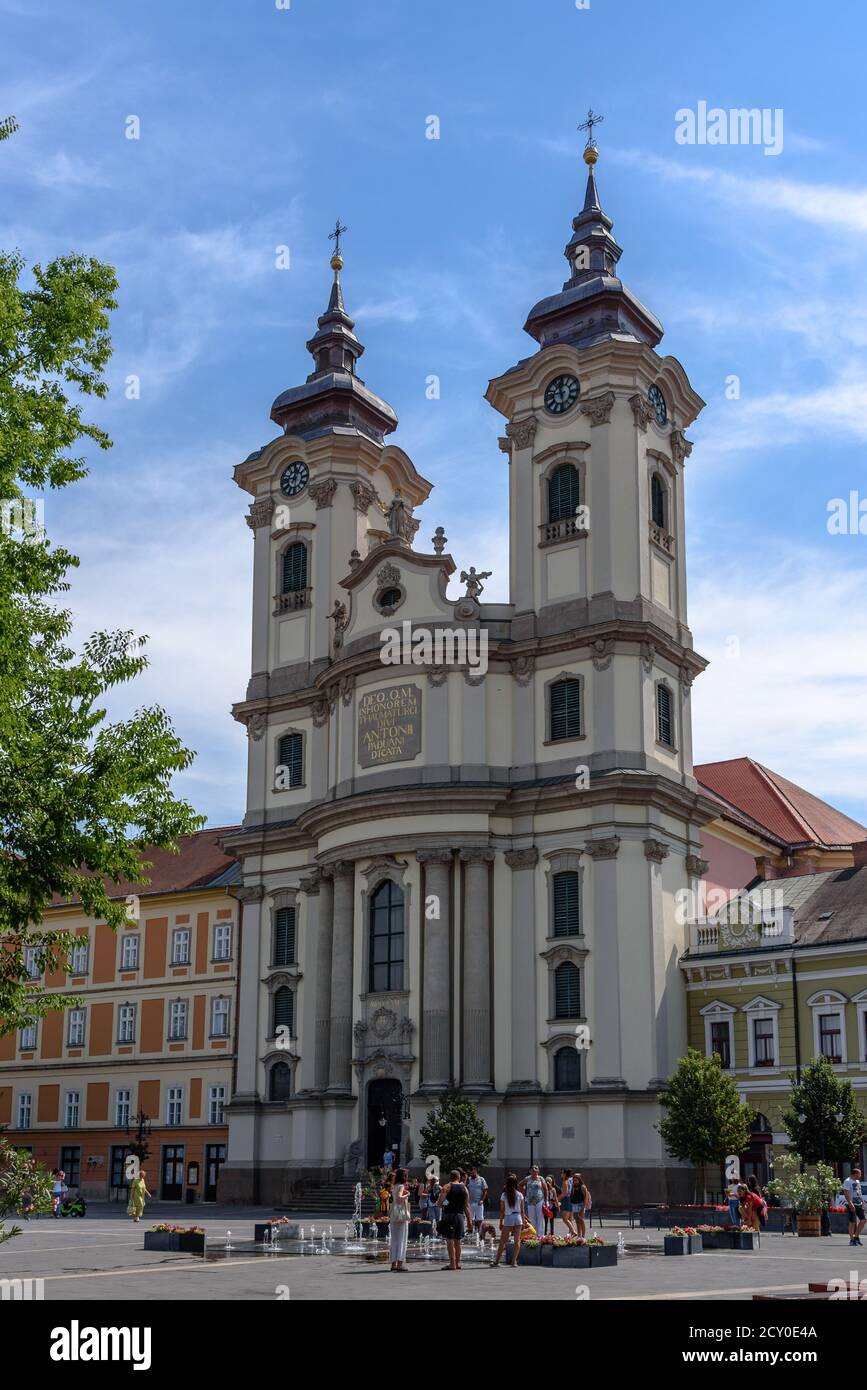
xmin=524 ymin=1128 xmax=541 ymax=1170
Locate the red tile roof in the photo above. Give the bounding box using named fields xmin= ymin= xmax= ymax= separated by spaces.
xmin=49 ymin=826 xmax=242 ymax=908
xmin=695 ymin=758 xmax=867 ymax=850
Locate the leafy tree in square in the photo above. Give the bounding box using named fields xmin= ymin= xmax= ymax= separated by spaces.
xmin=782 ymin=1057 xmax=866 ymax=1166
xmin=418 ymin=1091 xmax=495 ymax=1173
xmin=657 ymin=1049 xmax=754 ymax=1201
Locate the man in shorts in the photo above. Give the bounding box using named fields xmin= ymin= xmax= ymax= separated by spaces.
xmin=843 ymin=1167 xmax=866 ymax=1246
xmin=467 ymin=1166 xmax=488 ymax=1231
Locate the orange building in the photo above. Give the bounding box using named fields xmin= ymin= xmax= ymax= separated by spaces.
xmin=0 ymin=828 xmax=242 ymax=1204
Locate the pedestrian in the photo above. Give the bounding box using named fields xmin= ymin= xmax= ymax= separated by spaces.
xmin=726 ymin=1175 xmax=741 ymax=1228
xmin=436 ymin=1170 xmax=471 ymax=1271
xmin=737 ymin=1183 xmax=760 ymax=1232
xmin=748 ymin=1175 xmax=768 ymax=1228
xmin=559 ymin=1168 xmax=577 ymax=1237
xmin=467 ymin=1166 xmax=488 ymax=1232
xmin=571 ymin=1171 xmax=589 ymax=1238
xmin=51 ymin=1169 xmax=67 ymax=1218
xmin=843 ymin=1167 xmax=866 ymax=1246
xmin=493 ymin=1174 xmax=525 ymax=1268
xmin=521 ymin=1165 xmax=546 ymax=1238
xmin=383 ymin=1147 xmax=395 ymax=1172
xmin=389 ymin=1167 xmax=411 ymax=1272
xmin=20 ymin=1188 xmax=34 ymax=1220
xmin=543 ymin=1175 xmax=560 ymax=1235
xmin=127 ymin=1168 xmax=152 ymax=1223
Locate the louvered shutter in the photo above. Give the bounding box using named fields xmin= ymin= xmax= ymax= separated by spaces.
xmin=554 ymin=963 xmax=581 ymax=1018
xmin=278 ymin=733 xmax=303 ymax=787
xmin=550 ymin=679 xmax=581 ymax=740
xmin=273 ymin=907 xmax=296 ymax=965
xmin=553 ymin=871 xmax=580 ymax=937
xmin=281 ymin=543 xmax=307 ymax=593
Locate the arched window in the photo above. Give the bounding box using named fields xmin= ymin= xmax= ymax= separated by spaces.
xmin=377 ymin=588 xmax=402 ymax=610
xmin=552 ymin=871 xmax=581 ymax=937
xmin=547 ymin=464 xmax=580 ymax=523
xmin=368 ymin=880 xmax=405 ymax=993
xmin=549 ymin=677 xmax=581 ymax=741
xmin=273 ymin=906 xmax=296 ymax=966
xmin=656 ymin=682 xmax=674 ymax=747
xmin=277 ymin=733 xmax=303 ymax=788
xmin=554 ymin=1046 xmax=580 ymax=1091
xmin=651 ymin=473 xmax=667 ymax=529
xmin=554 ymin=962 xmax=581 ymax=1019
xmin=272 ymin=986 xmax=294 ymax=1036
xmin=269 ymin=1061 xmax=291 ymax=1102
xmin=281 ymin=542 xmax=308 ymax=594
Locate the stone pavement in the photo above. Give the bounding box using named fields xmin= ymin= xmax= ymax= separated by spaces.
xmin=2 ymin=1203 xmax=866 ymax=1301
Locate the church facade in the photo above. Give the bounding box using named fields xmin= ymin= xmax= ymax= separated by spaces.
xmin=219 ymin=142 xmax=722 ymax=1206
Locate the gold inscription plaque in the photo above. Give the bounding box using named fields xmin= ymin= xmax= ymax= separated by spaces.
xmin=357 ymin=684 xmax=422 ymax=768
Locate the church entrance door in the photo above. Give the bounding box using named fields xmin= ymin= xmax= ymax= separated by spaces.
xmin=367 ymin=1078 xmax=402 ymax=1168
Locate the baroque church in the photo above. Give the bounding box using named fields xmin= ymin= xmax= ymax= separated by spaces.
xmin=219 ymin=136 xmax=717 ymax=1207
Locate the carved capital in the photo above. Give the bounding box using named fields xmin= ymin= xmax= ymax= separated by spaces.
xmin=299 ymin=871 xmax=321 ymax=896
xmin=628 ymin=392 xmax=655 ymax=433
xmin=417 ymin=849 xmax=453 ymax=866
xmin=459 ymin=847 xmax=496 ymax=865
xmin=505 ymin=848 xmax=539 ymax=870
xmin=498 ymin=436 xmax=511 ymax=454
xmin=309 ymin=477 xmax=337 ymax=509
xmin=591 ymin=637 xmax=615 ymax=671
xmin=236 ymin=885 xmax=265 ymax=903
xmin=463 ymin=668 xmax=486 ymax=687
xmin=350 ymin=481 xmax=377 ymax=515
xmin=311 ymin=697 xmax=330 ymax=727
xmin=506 ymin=416 xmax=538 ymax=451
xmin=330 ymin=860 xmax=355 ymax=880
xmin=510 ymin=654 xmax=535 ymax=687
xmin=686 ymin=855 xmax=709 ymax=879
xmin=245 ymin=711 xmax=267 ymax=741
xmin=246 ymin=496 xmax=275 ymax=531
xmin=679 ymin=664 xmax=695 ymax=689
xmin=580 ymin=390 xmax=616 ymax=427
xmin=640 ymin=640 xmax=655 ymax=674
xmin=643 ymin=838 xmax=670 ymax=863
xmin=669 ymin=428 xmax=693 ymax=465
xmin=339 ymin=674 xmax=354 ymax=707
xmin=427 ymin=665 xmax=448 ymax=687
xmin=583 ymin=836 xmax=621 ymax=861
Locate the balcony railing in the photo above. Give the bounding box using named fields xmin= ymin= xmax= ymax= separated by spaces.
xmin=276 ymin=587 xmax=312 ymax=613
xmin=649 ymin=520 xmax=675 ymax=554
xmin=539 ymin=517 xmax=588 ymax=547
xmin=689 ymin=905 xmax=795 ymax=953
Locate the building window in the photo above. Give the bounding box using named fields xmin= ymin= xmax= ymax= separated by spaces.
xmin=171 ymin=929 xmax=191 ymax=965
xmin=753 ymin=1018 xmax=775 ymax=1067
xmin=115 ymin=1089 xmax=131 ymax=1128
xmin=117 ymin=1004 xmax=136 ymax=1043
xmin=819 ymin=1013 xmax=843 ymax=1063
xmin=273 ymin=906 xmax=296 ymax=966
xmin=60 ymin=1146 xmax=80 ymax=1187
xmin=272 ymin=986 xmax=294 ymax=1037
xmin=16 ymin=1093 xmax=32 ymax=1129
xmin=208 ymin=1085 xmax=226 ymax=1125
xmin=166 ymin=1086 xmax=183 ymax=1126
xmin=211 ymin=996 xmax=230 ymax=1038
xmin=64 ymin=1091 xmax=80 ymax=1128
xmin=710 ymin=1020 xmax=732 ymax=1069
xmin=276 ymin=733 xmax=303 ymax=788
xmin=281 ymin=541 xmax=308 ymax=594
xmin=20 ymin=1021 xmax=37 ymax=1051
xmin=121 ymin=933 xmax=139 ymax=970
xmin=376 ymin=587 xmax=402 ymax=611
xmin=67 ymin=1009 xmax=85 ymax=1047
xmin=169 ymin=999 xmax=188 ymax=1040
xmin=554 ymin=962 xmax=581 ymax=1019
xmin=651 ymin=473 xmax=667 ymax=529
xmin=548 ymin=463 xmax=580 ymax=523
xmin=656 ymin=682 xmax=674 ymax=747
xmin=24 ymin=945 xmax=40 ymax=980
xmin=70 ymin=939 xmax=89 ymax=975
xmin=368 ymin=879 xmax=405 ymax=993
xmin=213 ymin=923 xmax=232 ymax=961
xmin=269 ymin=1061 xmax=291 ymax=1103
xmin=552 ymin=871 xmax=581 ymax=937
xmin=553 ymin=1046 xmax=580 ymax=1092
xmin=549 ymin=678 xmax=581 ymax=741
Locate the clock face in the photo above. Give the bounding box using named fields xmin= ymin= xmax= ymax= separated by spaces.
xmin=648 ymin=384 xmax=668 ymax=427
xmin=279 ymin=461 xmax=309 ymax=497
xmin=544 ymin=374 xmax=580 ymax=415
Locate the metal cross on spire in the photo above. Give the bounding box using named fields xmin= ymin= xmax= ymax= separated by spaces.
xmin=578 ymin=108 xmax=605 ymax=148
xmin=328 ymin=219 xmax=348 ymax=259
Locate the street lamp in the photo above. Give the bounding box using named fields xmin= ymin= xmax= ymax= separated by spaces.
xmin=524 ymin=1128 xmax=541 ymax=1169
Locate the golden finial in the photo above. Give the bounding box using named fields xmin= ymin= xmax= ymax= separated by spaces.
xmin=330 ymin=252 xmax=343 ymax=272
xmin=328 ymin=219 xmax=347 ymax=274
xmin=578 ymin=108 xmax=604 ymax=166
xmin=583 ymin=145 xmax=598 ymax=167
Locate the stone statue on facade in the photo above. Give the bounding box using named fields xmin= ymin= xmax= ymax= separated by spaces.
xmin=460 ymin=566 xmax=492 ymax=600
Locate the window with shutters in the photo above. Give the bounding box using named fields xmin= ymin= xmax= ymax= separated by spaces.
xmin=656 ymin=682 xmax=674 ymax=747
xmin=277 ymin=732 xmax=304 ymax=788
xmin=269 ymin=1061 xmax=291 ymax=1102
xmin=272 ymin=986 xmax=294 ymax=1036
xmin=281 ymin=541 xmax=308 ymax=594
xmin=554 ymin=962 xmax=581 ymax=1019
xmin=553 ymin=1046 xmax=580 ymax=1091
xmin=651 ymin=473 xmax=667 ymax=529
xmin=273 ymin=906 xmax=296 ymax=965
xmin=552 ymin=871 xmax=581 ymax=937
xmin=368 ymin=879 xmax=405 ymax=993
xmin=548 ymin=463 xmax=580 ymax=523
xmin=549 ymin=677 xmax=581 ymax=741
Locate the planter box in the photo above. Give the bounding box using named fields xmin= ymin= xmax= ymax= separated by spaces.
xmin=518 ymin=1245 xmax=541 ymax=1266
xmin=797 ymin=1214 xmax=822 ymax=1238
xmin=539 ymin=1243 xmax=554 ymax=1266
xmin=552 ymin=1245 xmax=590 ymax=1268
xmin=409 ymin=1221 xmax=433 ymax=1241
xmin=730 ymin=1232 xmax=757 ymax=1250
xmin=664 ymin=1235 xmax=691 ymax=1256
xmin=697 ymin=1231 xmax=730 ymax=1249
xmin=254 ymin=1222 xmax=298 ymax=1243
xmin=144 ymin=1231 xmax=205 ymax=1255
xmin=588 ymin=1244 xmax=618 ymax=1267
xmin=175 ymin=1232 xmax=205 ymax=1254
xmin=143 ymin=1231 xmax=173 ymax=1252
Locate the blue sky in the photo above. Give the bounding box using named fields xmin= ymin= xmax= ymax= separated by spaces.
xmin=3 ymin=0 xmax=867 ymax=828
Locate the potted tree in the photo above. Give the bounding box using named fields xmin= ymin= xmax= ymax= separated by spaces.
xmin=767 ymin=1153 xmax=837 ymax=1238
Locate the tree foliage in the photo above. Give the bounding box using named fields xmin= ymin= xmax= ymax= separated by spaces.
xmin=0 ymin=1128 xmax=53 ymax=1243
xmin=658 ymin=1049 xmax=754 ymax=1184
xmin=781 ymin=1057 xmax=866 ymax=1165
xmin=418 ymin=1092 xmax=495 ymax=1172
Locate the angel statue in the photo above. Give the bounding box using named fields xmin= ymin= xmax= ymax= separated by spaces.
xmin=460 ymin=566 xmax=492 ymax=601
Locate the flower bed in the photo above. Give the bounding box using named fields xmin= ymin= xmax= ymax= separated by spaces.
xmin=665 ymin=1227 xmax=703 ymax=1256
xmin=518 ymin=1236 xmax=616 ymax=1269
xmin=144 ymin=1224 xmax=206 ymax=1255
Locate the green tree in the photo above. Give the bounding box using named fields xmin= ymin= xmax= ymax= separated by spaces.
xmin=781 ymin=1057 xmax=866 ymax=1165
xmin=0 ymin=118 xmax=203 ymax=1034
xmin=418 ymin=1092 xmax=495 ymax=1173
xmin=0 ymin=1127 xmax=53 ymax=1243
xmin=657 ymin=1049 xmax=754 ymax=1201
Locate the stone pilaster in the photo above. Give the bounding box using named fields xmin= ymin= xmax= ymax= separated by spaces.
xmin=584 ymin=839 xmax=626 ymax=1089
xmin=505 ymin=847 xmax=540 ymax=1090
xmin=460 ymin=847 xmax=495 ymax=1089
xmin=327 ymin=861 xmax=355 ymax=1092
xmin=417 ymin=850 xmax=452 ymax=1088
xmin=309 ymin=870 xmax=333 ymax=1091
xmin=232 ymin=885 xmax=265 ymax=1098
